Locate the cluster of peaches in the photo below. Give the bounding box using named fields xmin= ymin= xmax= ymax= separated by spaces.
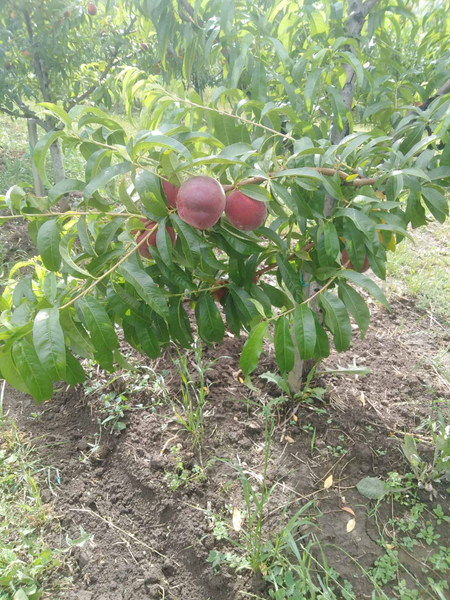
xmin=132 ymin=175 xmax=267 ymax=259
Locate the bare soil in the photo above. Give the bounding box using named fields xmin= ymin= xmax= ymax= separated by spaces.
xmin=5 ymin=292 xmax=450 ymax=599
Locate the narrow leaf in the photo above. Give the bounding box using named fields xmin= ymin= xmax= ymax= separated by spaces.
xmin=32 ymin=308 xmax=66 ymax=380
xmin=240 ymin=321 xmax=268 ymax=375
xmin=274 ymin=316 xmax=294 ymax=373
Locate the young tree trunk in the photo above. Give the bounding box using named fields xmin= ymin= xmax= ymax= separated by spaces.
xmin=288 ymin=0 xmax=380 ymax=395
xmin=49 ymin=138 xmax=66 ymax=184
xmin=27 ymin=119 xmax=45 ymax=197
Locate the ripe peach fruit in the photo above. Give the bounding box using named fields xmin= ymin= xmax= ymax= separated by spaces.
xmin=225 ymin=189 xmax=267 ymax=231
xmin=140 ymin=42 xmax=149 ymax=51
xmin=87 ymin=2 xmax=97 ymax=15
xmin=136 ymin=220 xmax=176 ymax=259
xmin=177 ymin=176 xmax=225 ymax=229
xmin=342 ymin=249 xmax=370 ymax=272
xmin=162 ymin=180 xmax=179 ymax=208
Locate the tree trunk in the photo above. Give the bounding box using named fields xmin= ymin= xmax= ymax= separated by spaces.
xmin=49 ymin=138 xmax=66 ymax=184
xmin=27 ymin=119 xmax=45 ymax=197
xmin=288 ymin=0 xmax=380 ymax=395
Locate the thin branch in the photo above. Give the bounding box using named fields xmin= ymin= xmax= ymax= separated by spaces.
xmin=222 ymin=167 xmax=377 ymax=191
xmin=178 ymin=0 xmax=203 ymax=28
xmin=0 ymin=105 xmax=46 ymax=129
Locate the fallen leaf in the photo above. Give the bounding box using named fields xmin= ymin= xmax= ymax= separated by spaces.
xmin=386 ymin=543 xmax=394 ymax=550
xmin=342 ymin=506 xmax=356 ymax=517
xmin=346 ymin=518 xmax=356 ymax=533
xmin=292 ymin=414 xmax=298 ymax=422
xmin=284 ymin=435 xmax=295 ymax=444
xmin=360 ymin=391 xmax=366 ymax=407
xmin=324 ymin=474 xmax=333 ymax=489
xmin=232 ymin=507 xmax=242 ymax=532
xmin=238 ymin=377 xmax=244 ymax=384
xmin=341 ymin=496 xmax=346 ymax=504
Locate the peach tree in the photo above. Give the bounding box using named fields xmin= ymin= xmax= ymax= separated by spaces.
xmin=1 ymin=0 xmax=450 ymax=402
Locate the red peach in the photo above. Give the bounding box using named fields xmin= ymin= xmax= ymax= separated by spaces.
xmin=87 ymin=2 xmax=97 ymax=15
xmin=136 ymin=221 xmax=176 ymax=259
xmin=342 ymin=248 xmax=370 ymax=272
xmin=162 ymin=180 xmax=179 ymax=208
xmin=177 ymin=176 xmax=225 ymax=229
xmin=225 ymin=189 xmax=267 ymax=231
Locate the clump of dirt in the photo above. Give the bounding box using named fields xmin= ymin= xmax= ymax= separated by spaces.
xmin=5 ymin=295 xmax=450 ymax=599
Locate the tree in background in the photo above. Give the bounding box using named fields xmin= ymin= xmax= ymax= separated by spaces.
xmin=0 ymin=0 xmax=450 ymax=403
xmin=0 ymin=0 xmax=156 ymax=183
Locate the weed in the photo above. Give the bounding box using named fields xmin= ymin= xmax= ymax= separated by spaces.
xmin=164 ymin=447 xmax=207 ymax=491
xmin=401 ymin=411 xmax=450 ymax=497
xmin=98 ymin=391 xmax=130 ymax=432
xmin=170 ymin=342 xmax=219 ymax=449
xmin=0 ymin=419 xmax=78 ymax=598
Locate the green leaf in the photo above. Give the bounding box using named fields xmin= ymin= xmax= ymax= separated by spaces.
xmin=118 ymin=257 xmax=169 ymax=320
xmin=304 ymin=68 xmax=322 ymax=113
xmin=37 ymin=219 xmax=61 ymax=272
xmin=338 ymin=281 xmax=370 ymax=339
xmin=319 ymin=291 xmax=352 ymax=352
xmin=60 ymin=309 xmax=95 ymax=359
xmin=156 ymin=218 xmax=173 ymax=265
xmin=77 ymin=215 xmax=96 ymax=256
xmin=131 ymin=134 xmax=191 ymax=160
xmin=48 ymin=179 xmax=85 ymax=206
xmin=12 ymin=339 xmax=53 ymax=403
xmin=0 ymin=348 xmax=31 ymax=394
xmin=39 ymin=102 xmax=72 ymax=128
xmin=342 ymin=217 xmax=366 ymax=271
xmin=33 ymin=130 xmax=64 ymax=187
xmin=64 ymin=349 xmax=86 ymax=386
xmin=276 ymin=255 xmax=304 ymax=303
xmin=76 ymin=296 xmax=118 ymax=371
xmin=323 ymin=221 xmax=340 ymax=262
xmin=84 ymin=162 xmax=131 ymax=200
xmin=195 ymin=293 xmax=224 ymax=344
xmin=293 ymin=304 xmax=316 ymax=360
xmin=137 ymin=327 xmax=161 ymax=359
xmin=338 ymin=270 xmax=390 ymax=309
xmin=12 ymin=276 xmax=35 ymax=306
xmin=59 ymin=233 xmax=92 ymax=278
xmin=135 ymin=170 xmax=167 ymax=217
xmin=240 ymin=321 xmax=268 ymax=375
xmin=274 ymin=316 xmax=295 ymax=374
xmin=237 ymin=184 xmax=270 ymax=203
xmin=421 ymin=186 xmax=448 ymax=223
xmin=95 ymin=217 xmax=124 ymax=255
xmin=356 ymin=476 xmax=388 ymax=500
xmin=312 ymin=313 xmax=330 ymax=359
xmin=32 ymin=308 xmax=66 ymax=380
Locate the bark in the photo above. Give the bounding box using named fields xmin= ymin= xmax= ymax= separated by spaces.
xmin=289 ymin=0 xmax=381 ymax=394
xmin=27 ymin=119 xmax=45 ymax=197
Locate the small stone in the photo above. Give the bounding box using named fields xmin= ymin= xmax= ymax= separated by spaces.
xmin=245 ymin=421 xmax=262 ymax=434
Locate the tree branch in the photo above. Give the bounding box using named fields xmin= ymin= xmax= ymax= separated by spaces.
xmin=0 ymin=105 xmax=46 ymax=129
xmin=66 ymin=17 xmax=137 ymax=109
xmin=178 ymin=0 xmax=203 ymax=26
xmin=222 ymin=167 xmax=377 ymax=192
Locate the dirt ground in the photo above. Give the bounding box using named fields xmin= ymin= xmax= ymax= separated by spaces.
xmin=4 ymin=288 xmax=450 ymax=599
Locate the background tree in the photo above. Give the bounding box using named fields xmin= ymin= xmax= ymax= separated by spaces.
xmin=0 ymin=0 xmax=156 ymax=184
xmin=0 ymin=0 xmax=449 ymax=403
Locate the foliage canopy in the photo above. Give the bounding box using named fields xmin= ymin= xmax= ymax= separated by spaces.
xmin=1 ymin=0 xmax=450 ymax=402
